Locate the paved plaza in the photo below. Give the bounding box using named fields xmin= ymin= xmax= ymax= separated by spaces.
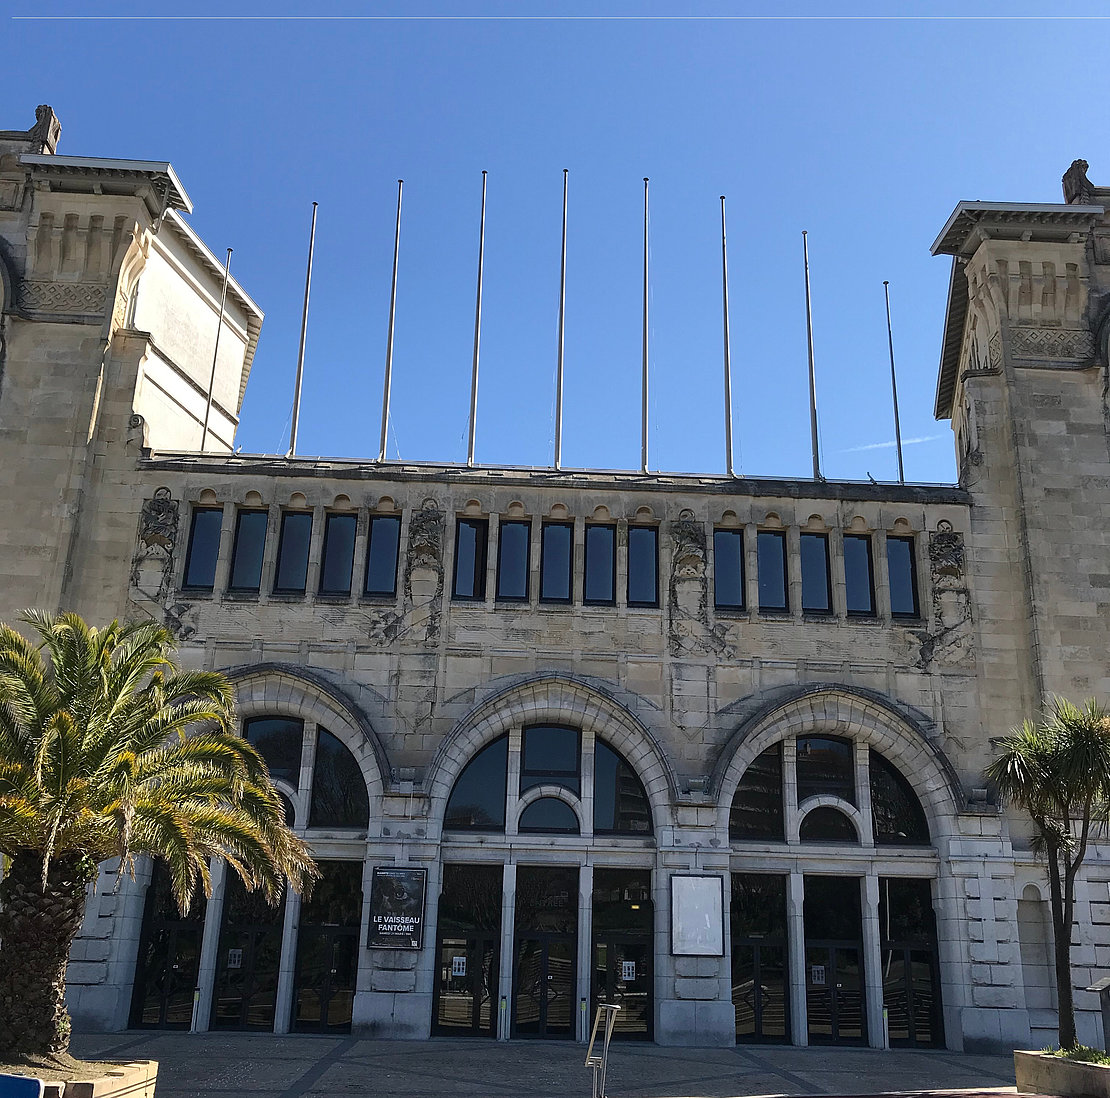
xmin=71 ymin=1033 xmax=1027 ymax=1098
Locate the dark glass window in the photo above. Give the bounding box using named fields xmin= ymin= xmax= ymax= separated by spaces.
xmin=364 ymin=515 xmax=401 ymax=597
xmin=879 ymin=878 xmax=936 ymax=944
xmin=309 ymin=728 xmax=370 ymax=828
xmin=319 ymin=513 xmax=356 ymax=596
xmin=520 ymin=724 xmax=580 ymax=795
xmin=887 ymin=536 xmax=919 ymax=617
xmin=496 ymin=520 xmax=530 ymax=601
xmin=228 ymin=509 xmax=268 ymax=592
xmin=729 ymin=745 xmax=784 ymax=840
xmin=584 ymin=524 xmax=616 ymax=604
xmin=800 ymin=533 xmax=831 ymax=613
xmin=870 ymin=750 xmax=930 ymax=845
xmin=804 ymin=876 xmax=861 ymax=942
xmin=183 ymin=507 xmax=223 ymax=590
xmin=594 ymin=741 xmax=653 ymax=835
xmin=757 ymin=531 xmax=788 ymax=612
xmin=540 ymin=522 xmax=573 ymax=602
xmin=445 ymin=735 xmax=508 ymax=831
xmin=799 ymin=806 xmax=857 ymax=843
xmin=273 ymin=512 xmax=312 ymax=594
xmin=844 ymin=534 xmax=875 ymax=616
xmin=300 ymin=861 xmax=363 ymax=928
xmin=243 ymin=716 xmax=304 ymax=788
xmin=796 ymin=735 xmax=856 ymax=805
xmin=519 ymin=797 xmax=580 ymax=834
xmin=731 ymin=873 xmax=787 ymax=938
xmin=627 ymin=526 xmax=659 ymax=607
xmin=453 ymin=518 xmax=488 ymax=600
xmin=593 ymin=868 xmax=652 ymax=934
xmin=714 ymin=529 xmax=745 ymax=610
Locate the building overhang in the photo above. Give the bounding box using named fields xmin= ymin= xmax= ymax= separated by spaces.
xmin=931 ymin=200 xmax=1105 ymax=420
xmin=19 ymin=153 xmax=192 ymax=216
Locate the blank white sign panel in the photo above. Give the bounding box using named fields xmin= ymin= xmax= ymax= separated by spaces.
xmin=671 ymin=875 xmax=724 ymax=956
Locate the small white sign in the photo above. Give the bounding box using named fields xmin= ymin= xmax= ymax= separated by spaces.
xmin=451 ymin=955 xmax=467 ymax=977
xmin=227 ymin=948 xmax=243 ymax=970
xmin=621 ymin=960 xmax=636 ymax=982
xmin=810 ymin=964 xmax=826 ymax=986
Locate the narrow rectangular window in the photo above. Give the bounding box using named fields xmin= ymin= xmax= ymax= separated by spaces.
xmin=183 ymin=507 xmax=223 ymax=590
xmin=540 ymin=522 xmax=573 ymax=602
xmin=228 ymin=509 xmax=267 ymax=592
xmin=364 ymin=515 xmax=401 ymax=597
xmin=757 ymin=530 xmax=788 ymax=612
xmin=627 ymin=526 xmax=658 ymax=607
xmin=800 ymin=533 xmax=831 ymax=613
xmin=273 ymin=512 xmax=312 ymax=594
xmin=887 ymin=535 xmax=920 ymax=617
xmin=453 ymin=518 xmax=488 ymax=600
xmin=713 ymin=529 xmax=745 ymax=610
xmin=844 ymin=534 xmax=875 ymax=615
xmin=496 ymin=520 xmax=530 ymax=601
xmin=584 ymin=524 xmax=616 ymax=604
xmin=319 ymin=513 xmax=357 ymax=596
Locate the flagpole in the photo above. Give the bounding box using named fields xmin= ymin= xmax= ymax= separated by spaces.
xmin=641 ymin=177 xmax=650 ymax=475
xmin=883 ymin=281 xmax=906 ymax=485
xmin=289 ymin=201 xmax=318 ymax=457
xmin=720 ymin=196 xmax=735 ymax=478
xmin=802 ymin=230 xmax=821 ymax=481
xmin=201 ymin=246 xmax=232 ymax=451
xmin=379 ymin=180 xmax=403 ymax=462
xmin=467 ymin=171 xmax=487 ymax=468
xmin=554 ymin=169 xmax=568 ymax=470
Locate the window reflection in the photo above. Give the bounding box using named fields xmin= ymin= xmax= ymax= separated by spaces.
xmin=584 ymin=525 xmax=616 ymax=604
xmin=540 ymin=522 xmax=573 ymax=602
xmin=870 ymin=750 xmax=930 ymax=845
xmin=519 ymin=797 xmax=579 ymax=834
xmin=319 ymin=514 xmax=356 ymax=596
xmin=730 ymin=745 xmax=784 ymax=841
xmin=184 ymin=507 xmax=223 ymax=590
xmin=496 ymin=521 xmax=530 ymax=601
xmin=309 ymin=728 xmax=369 ymax=829
xmin=757 ymin=531 xmax=788 ymax=612
xmin=844 ymin=535 xmax=875 ymax=615
xmin=453 ymin=519 xmax=488 ymax=600
xmin=229 ymin=510 xmax=267 ymax=592
xmin=520 ymin=725 xmax=580 ymax=795
xmin=797 ymin=736 xmax=855 ymax=805
xmin=274 ymin=512 xmax=312 ymax=594
xmin=364 ymin=515 xmax=401 ymax=597
xmin=243 ymin=716 xmax=304 ymax=788
xmin=594 ymin=741 xmax=652 ymax=835
xmin=799 ymin=806 xmax=858 ymax=843
xmin=887 ymin=536 xmax=919 ymax=617
xmin=800 ymin=533 xmax=831 ymax=613
xmin=445 ymin=736 xmax=508 ymax=831
xmin=713 ymin=529 xmax=745 ymax=610
xmin=627 ymin=527 xmax=658 ymax=607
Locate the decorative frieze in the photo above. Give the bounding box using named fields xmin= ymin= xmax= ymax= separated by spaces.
xmin=19 ymin=279 xmax=107 ymax=316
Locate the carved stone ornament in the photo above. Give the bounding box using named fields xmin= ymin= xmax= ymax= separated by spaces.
xmin=916 ymin=521 xmax=973 ymax=669
xmin=129 ymin=487 xmax=179 ymax=604
xmin=1009 ymin=326 xmax=1095 ymax=363
xmin=19 ymin=280 xmax=108 ymax=316
xmin=1062 ymin=158 xmax=1094 ymax=205
xmin=667 ymin=510 xmax=732 ymax=659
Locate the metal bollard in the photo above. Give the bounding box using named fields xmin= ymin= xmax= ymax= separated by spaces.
xmin=585 ymin=1003 xmax=621 ymax=1098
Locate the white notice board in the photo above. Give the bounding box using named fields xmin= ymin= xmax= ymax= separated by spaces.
xmin=670 ymin=874 xmax=724 ymax=957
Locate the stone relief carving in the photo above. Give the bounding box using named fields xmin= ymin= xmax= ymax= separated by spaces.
xmin=366 ymin=499 xmax=444 ymax=648
xmin=916 ymin=521 xmax=974 ymax=669
xmin=129 ymin=487 xmax=179 ymax=604
xmin=1009 ymin=326 xmax=1094 ymax=363
xmin=1062 ymin=158 xmax=1094 ymax=205
xmin=667 ymin=511 xmax=733 ymax=659
xmin=19 ymin=281 xmax=107 ymax=315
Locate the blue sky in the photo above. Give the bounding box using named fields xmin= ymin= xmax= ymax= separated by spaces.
xmin=6 ymin=3 xmax=1110 ymax=483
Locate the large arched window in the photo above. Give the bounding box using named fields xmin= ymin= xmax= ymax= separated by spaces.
xmin=242 ymin=716 xmax=370 ymax=831
xmin=443 ymin=729 xmax=653 ymax=837
xmin=869 ymin=749 xmax=930 ymax=845
xmin=729 ymin=745 xmax=783 ymax=840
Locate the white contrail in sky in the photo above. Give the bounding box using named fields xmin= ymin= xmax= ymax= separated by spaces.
xmin=839 ymin=434 xmax=944 ymax=454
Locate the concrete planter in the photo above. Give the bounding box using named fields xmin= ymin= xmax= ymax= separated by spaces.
xmin=0 ymin=1060 xmax=157 ymax=1098
xmin=1015 ymin=1050 xmax=1110 ymax=1098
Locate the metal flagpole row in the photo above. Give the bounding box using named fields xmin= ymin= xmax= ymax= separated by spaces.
xmin=802 ymin=230 xmax=822 ymax=481
xmin=467 ymin=171 xmax=488 ymax=468
xmin=720 ymin=197 xmax=735 ymax=478
xmin=554 ymin=169 xmax=568 ymax=470
xmin=201 ymin=246 xmax=232 ymax=451
xmin=641 ymin=177 xmax=650 ymax=475
xmin=884 ymin=280 xmax=906 ymax=485
xmin=379 ymin=180 xmax=403 ymax=462
xmin=288 ymin=201 xmax=318 ymax=457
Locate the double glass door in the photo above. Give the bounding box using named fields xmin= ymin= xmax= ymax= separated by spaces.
xmin=880 ymin=878 xmax=944 ymax=1047
xmin=591 ymin=868 xmax=653 ymax=1039
xmin=803 ymin=876 xmax=866 ymax=1045
xmin=731 ymin=874 xmax=789 ymax=1042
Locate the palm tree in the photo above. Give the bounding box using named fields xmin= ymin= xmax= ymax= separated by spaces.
xmin=985 ymin=696 xmax=1110 ymax=1048
xmin=0 ymin=612 xmax=318 ymax=1061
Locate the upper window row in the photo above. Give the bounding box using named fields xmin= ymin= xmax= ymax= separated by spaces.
xmin=181 ymin=505 xmax=920 ymax=618
xmin=183 ymin=508 xmax=401 ymax=598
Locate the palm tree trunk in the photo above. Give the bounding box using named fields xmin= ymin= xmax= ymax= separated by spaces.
xmin=0 ymin=851 xmax=97 ymax=1058
xmin=1046 ymin=845 xmax=1077 ymax=1047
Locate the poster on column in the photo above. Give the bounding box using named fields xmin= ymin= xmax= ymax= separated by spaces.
xmin=670 ymin=874 xmax=724 ymax=956
xmin=368 ymin=867 xmax=427 ymax=949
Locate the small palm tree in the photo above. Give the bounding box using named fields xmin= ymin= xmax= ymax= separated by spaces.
xmin=0 ymin=612 xmax=318 ymax=1061
xmin=985 ymin=696 xmax=1110 ymax=1049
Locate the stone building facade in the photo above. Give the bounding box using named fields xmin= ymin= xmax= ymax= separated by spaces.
xmin=1 ymin=108 xmax=1109 ymax=1053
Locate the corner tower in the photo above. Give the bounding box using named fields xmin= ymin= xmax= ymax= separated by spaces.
xmin=932 ymin=161 xmax=1110 ymax=734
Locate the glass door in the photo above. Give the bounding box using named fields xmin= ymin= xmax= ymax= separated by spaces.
xmin=731 ymin=874 xmax=789 ymax=1043
xmin=803 ymin=876 xmax=866 ymax=1046
xmin=880 ymin=878 xmax=944 ymax=1047
xmin=591 ymin=868 xmax=653 ymax=1039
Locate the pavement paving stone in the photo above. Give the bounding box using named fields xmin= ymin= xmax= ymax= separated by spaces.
xmin=69 ymin=1032 xmax=1029 ymax=1098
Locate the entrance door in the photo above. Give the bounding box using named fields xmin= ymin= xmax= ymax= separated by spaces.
xmin=129 ymin=862 xmax=207 ymax=1028
xmin=292 ymin=861 xmax=364 ymax=1033
xmin=433 ymin=864 xmax=504 ymax=1037
xmin=731 ymin=874 xmax=789 ymax=1042
xmin=803 ymin=876 xmax=866 ymax=1046
xmin=211 ymin=873 xmax=286 ymax=1031
xmin=591 ymin=868 xmax=653 ymax=1040
xmin=511 ymin=865 xmax=578 ymax=1040
xmin=880 ymin=878 xmax=944 ymax=1047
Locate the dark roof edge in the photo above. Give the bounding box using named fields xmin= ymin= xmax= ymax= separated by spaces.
xmin=934 ymin=257 xmax=968 ymax=421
